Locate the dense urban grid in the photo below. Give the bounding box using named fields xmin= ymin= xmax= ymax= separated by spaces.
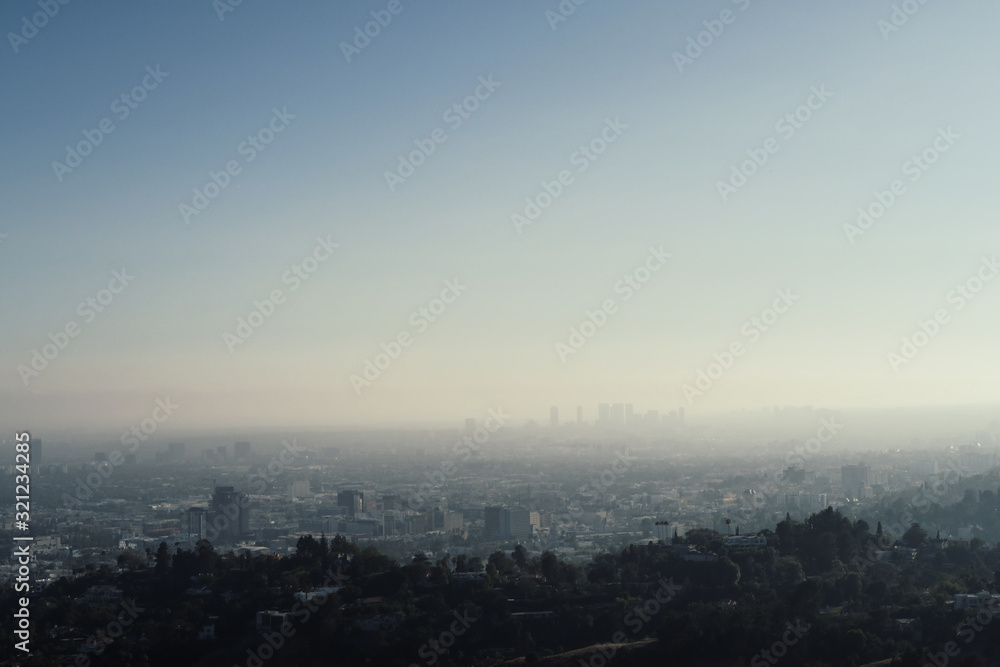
xmin=4 ymin=407 xmax=1000 ymax=665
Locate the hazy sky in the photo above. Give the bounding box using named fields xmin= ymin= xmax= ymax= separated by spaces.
xmin=2 ymin=1 xmax=999 ymax=433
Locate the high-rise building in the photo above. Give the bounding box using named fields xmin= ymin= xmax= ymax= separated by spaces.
xmin=598 ymin=404 xmax=610 ymax=427
xmin=187 ymin=507 xmax=209 ymax=543
xmin=654 ymin=521 xmax=670 ymax=542
xmin=509 ymin=507 xmax=531 ymax=539
xmin=210 ymin=486 xmax=250 ymax=541
xmin=485 ymin=506 xmax=505 ymax=540
xmin=442 ymin=510 xmax=464 ymax=532
xmin=625 ymin=404 xmax=634 ymax=429
xmin=485 ymin=506 xmax=531 ymax=540
xmin=34 ymin=439 xmax=41 ymax=464
xmin=338 ymin=490 xmax=365 ymax=518
xmin=577 ymin=406 xmax=583 ymax=425
xmin=842 ymin=464 xmax=870 ymax=498
xmin=288 ymin=480 xmax=311 ymax=500
xmin=405 ymin=513 xmax=430 ymax=534
xmin=383 ymin=510 xmax=400 ymax=537
xmin=611 ymin=404 xmax=625 ymax=429
xmin=550 ymin=406 xmax=559 ymax=427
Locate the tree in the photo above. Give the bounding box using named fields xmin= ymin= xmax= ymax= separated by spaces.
xmin=117 ymin=551 xmax=146 ymax=571
xmin=154 ymin=541 xmax=171 ymax=574
xmin=901 ymin=523 xmax=927 ymax=548
xmin=512 ymin=544 xmax=529 ymax=570
xmin=541 ymin=551 xmax=559 ymax=583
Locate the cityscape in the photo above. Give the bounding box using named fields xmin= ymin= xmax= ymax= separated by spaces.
xmin=4 ymin=0 xmax=1000 ymax=665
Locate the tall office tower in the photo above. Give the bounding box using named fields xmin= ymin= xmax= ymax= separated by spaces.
xmin=288 ymin=480 xmax=311 ymax=500
xmin=211 ymin=486 xmax=250 ymax=540
xmin=338 ymin=489 xmax=365 ymax=518
xmin=550 ymin=406 xmax=559 ymax=427
xmin=442 ymin=511 xmax=464 ymax=532
xmin=168 ymin=442 xmax=186 ymax=462
xmin=598 ymin=404 xmax=610 ymax=428
xmin=841 ymin=464 xmax=870 ymax=498
xmin=508 ymin=507 xmax=532 ymax=539
xmin=464 ymin=418 xmax=476 ymax=434
xmin=678 ymin=406 xmax=685 ymax=426
xmin=217 ymin=445 xmax=228 ymax=462
xmin=484 ymin=506 xmax=505 ymax=540
xmin=234 ymin=442 xmax=251 ymax=460
xmin=405 ymin=513 xmax=430 ymax=535
xmin=577 ymin=405 xmax=583 ymax=425
xmin=383 ymin=510 xmax=400 ymax=537
xmin=611 ymin=404 xmax=625 ymax=429
xmin=625 ymin=404 xmax=634 ymax=429
xmin=187 ymin=507 xmax=209 ymax=543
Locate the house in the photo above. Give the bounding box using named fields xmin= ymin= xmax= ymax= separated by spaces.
xmin=256 ymin=611 xmax=293 ymax=632
xmin=954 ymin=592 xmax=1000 ymax=610
xmin=723 ymin=535 xmax=767 ymax=550
xmin=672 ymin=544 xmax=717 ymax=562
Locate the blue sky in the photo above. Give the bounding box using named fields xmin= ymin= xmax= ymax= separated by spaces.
xmin=2 ymin=0 xmax=999 ymax=434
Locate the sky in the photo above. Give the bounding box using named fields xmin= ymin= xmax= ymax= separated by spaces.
xmin=1 ymin=0 xmax=999 ymax=435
